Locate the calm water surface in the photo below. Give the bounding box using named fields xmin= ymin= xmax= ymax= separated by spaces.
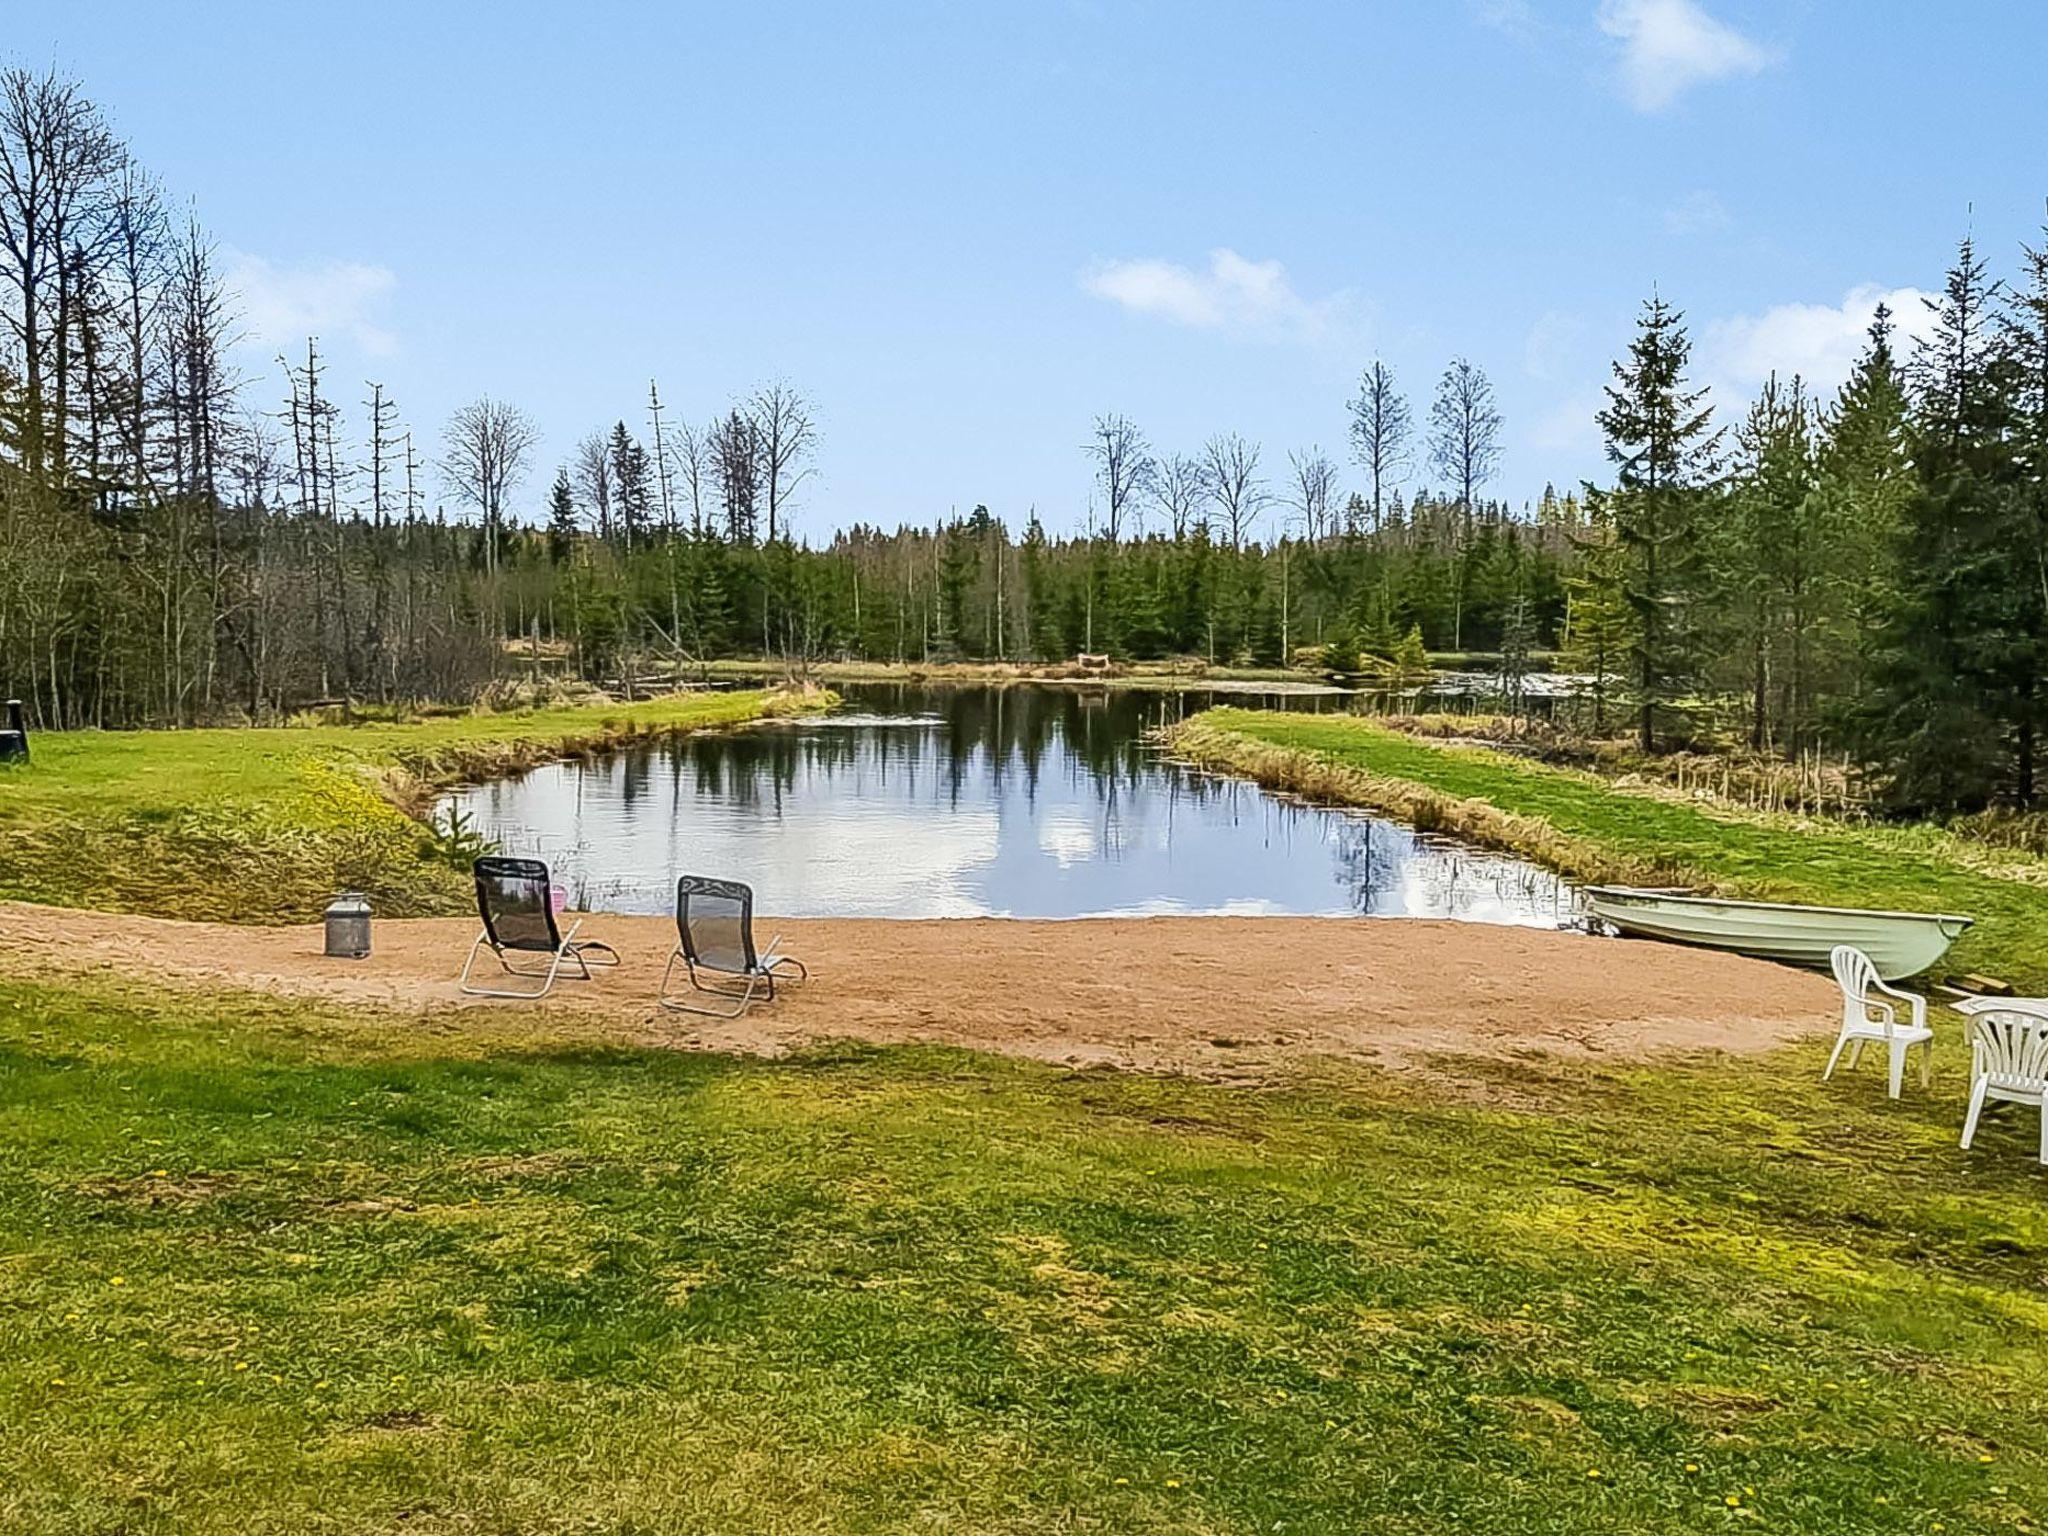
xmin=448 ymin=684 xmax=1579 ymax=922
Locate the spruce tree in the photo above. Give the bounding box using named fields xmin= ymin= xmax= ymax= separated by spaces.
xmin=1817 ymin=305 xmax=1913 ymax=683
xmin=1716 ymin=374 xmax=1820 ymax=751
xmin=1590 ymin=295 xmax=1721 ymax=751
xmin=546 ymin=467 xmax=577 ymax=564
xmin=1862 ymin=236 xmax=2028 ymax=809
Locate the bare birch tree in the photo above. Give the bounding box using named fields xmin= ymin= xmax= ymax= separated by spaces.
xmin=1347 ymin=359 xmax=1411 ymax=529
xmin=440 ymin=396 xmax=537 ymax=576
xmin=1286 ymin=448 xmax=1341 ymax=542
xmin=749 ymin=382 xmax=814 ymax=543
xmin=1086 ymin=413 xmax=1154 ymax=542
xmin=1202 ymin=432 xmax=1266 ymax=548
xmin=1152 ymin=452 xmax=1210 ymax=539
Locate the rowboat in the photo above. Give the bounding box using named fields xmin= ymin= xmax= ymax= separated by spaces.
xmin=1582 ymin=886 xmax=1973 ymax=980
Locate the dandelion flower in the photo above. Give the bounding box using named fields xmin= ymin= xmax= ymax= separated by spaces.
xmin=1684 ymin=1463 xmax=1699 ymax=1474
xmin=1165 ymin=1479 xmax=1181 ymax=1490
xmin=1979 ymin=1453 xmax=1996 ymax=1464
xmin=234 ymin=1361 xmax=248 ymax=1371
xmin=1586 ymin=1468 xmax=1602 ymax=1479
xmin=109 ymin=1276 xmax=125 ymax=1286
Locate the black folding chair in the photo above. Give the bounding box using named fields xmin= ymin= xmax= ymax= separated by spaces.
xmin=659 ymin=874 xmax=806 ymax=1017
xmin=459 ymin=856 xmax=620 ymax=999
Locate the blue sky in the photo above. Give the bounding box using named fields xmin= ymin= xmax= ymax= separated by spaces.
xmin=38 ymin=0 xmax=2048 ymax=537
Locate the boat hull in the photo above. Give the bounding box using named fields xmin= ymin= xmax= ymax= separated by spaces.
xmin=1583 ymin=887 xmax=1972 ymax=980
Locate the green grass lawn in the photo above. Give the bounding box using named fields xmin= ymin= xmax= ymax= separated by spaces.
xmin=0 ymin=690 xmax=817 ymax=922
xmin=3 ymin=975 xmax=2043 ymax=1533
xmin=1179 ymin=709 xmax=2048 ymax=992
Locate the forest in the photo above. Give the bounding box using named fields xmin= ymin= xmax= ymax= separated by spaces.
xmin=2 ymin=64 xmax=2046 ymax=813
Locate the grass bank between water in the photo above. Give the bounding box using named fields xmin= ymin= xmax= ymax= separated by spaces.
xmin=3 ymin=972 xmax=2044 ymax=1533
xmin=1167 ymin=709 xmax=2048 ymax=991
xmin=0 ymin=688 xmax=829 ymax=924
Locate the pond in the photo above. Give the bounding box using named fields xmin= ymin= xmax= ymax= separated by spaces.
xmin=446 ymin=683 xmax=1581 ymax=923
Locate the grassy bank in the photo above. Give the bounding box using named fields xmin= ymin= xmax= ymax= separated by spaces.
xmin=4 ymin=972 xmax=2044 ymax=1534
xmin=1168 ymin=709 xmax=2048 ymax=990
xmin=0 ymin=689 xmax=826 ymax=923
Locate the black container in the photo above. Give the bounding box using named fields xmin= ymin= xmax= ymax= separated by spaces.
xmin=0 ymin=699 xmax=25 ymax=764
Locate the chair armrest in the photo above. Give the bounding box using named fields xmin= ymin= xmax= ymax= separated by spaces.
xmin=1872 ymin=977 xmax=1927 ymax=1029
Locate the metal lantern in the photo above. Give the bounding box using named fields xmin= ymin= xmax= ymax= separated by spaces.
xmin=324 ymin=892 xmax=373 ymax=958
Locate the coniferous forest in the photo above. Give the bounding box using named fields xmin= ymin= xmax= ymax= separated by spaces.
xmin=4 ymin=66 xmax=2047 ymax=814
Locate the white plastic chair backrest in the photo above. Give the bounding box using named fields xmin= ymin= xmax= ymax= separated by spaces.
xmin=1967 ymin=1009 xmax=2048 ymax=1090
xmin=1830 ymin=945 xmax=1885 ymax=1031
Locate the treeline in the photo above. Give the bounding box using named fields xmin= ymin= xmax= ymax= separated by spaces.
xmin=7 ymin=65 xmax=2048 ymax=815
xmin=1569 ymin=231 xmax=2048 ymax=814
xmin=0 ymin=64 xmax=1574 ymax=729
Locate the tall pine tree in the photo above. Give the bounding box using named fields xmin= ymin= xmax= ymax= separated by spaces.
xmin=1861 ymin=237 xmax=2029 ymax=809
xmin=1589 ymin=295 xmax=1721 ymax=750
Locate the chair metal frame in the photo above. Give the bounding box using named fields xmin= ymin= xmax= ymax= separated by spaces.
xmin=659 ymin=873 xmax=806 ymax=1018
xmin=459 ymin=855 xmax=620 ymax=1000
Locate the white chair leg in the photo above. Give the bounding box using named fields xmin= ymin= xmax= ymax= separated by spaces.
xmin=1961 ymin=1079 xmax=1989 ymax=1150
xmin=1822 ymin=1032 xmax=1849 ymax=1081
xmin=1887 ymin=1040 xmax=1908 ymax=1100
xmin=1847 ymin=1040 xmax=1865 ymax=1070
xmin=2038 ymin=1103 xmax=2047 ymax=1167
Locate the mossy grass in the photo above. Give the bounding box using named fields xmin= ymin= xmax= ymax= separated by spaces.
xmin=0 ymin=689 xmax=826 ymax=923
xmin=1169 ymin=708 xmax=2048 ymax=991
xmin=3 ymin=973 xmax=2043 ymax=1532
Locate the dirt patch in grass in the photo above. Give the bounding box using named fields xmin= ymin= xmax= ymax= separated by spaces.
xmin=0 ymin=901 xmax=1837 ymax=1080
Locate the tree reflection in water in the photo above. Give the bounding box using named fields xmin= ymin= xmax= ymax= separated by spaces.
xmin=450 ymin=684 xmax=1580 ymax=922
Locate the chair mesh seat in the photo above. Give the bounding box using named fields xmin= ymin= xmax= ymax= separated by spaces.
xmin=475 ymin=856 xmax=561 ymax=953
xmin=677 ymin=876 xmax=757 ymax=975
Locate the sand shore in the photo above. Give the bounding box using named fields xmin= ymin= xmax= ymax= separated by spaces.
xmin=0 ymin=902 xmax=1837 ymax=1080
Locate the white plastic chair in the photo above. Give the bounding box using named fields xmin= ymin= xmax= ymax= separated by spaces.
xmin=1960 ymin=1008 xmax=2048 ymax=1165
xmin=1824 ymin=945 xmax=1932 ymax=1099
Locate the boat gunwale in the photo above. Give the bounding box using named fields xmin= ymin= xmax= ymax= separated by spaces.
xmin=1583 ymin=885 xmax=1974 ymax=932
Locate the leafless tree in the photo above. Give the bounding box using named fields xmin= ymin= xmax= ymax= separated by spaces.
xmin=1085 ymin=413 xmax=1154 ymax=542
xmin=711 ymin=408 xmax=762 ymax=545
xmin=1287 ymin=448 xmax=1342 ymax=541
xmin=0 ymin=66 xmax=125 ymax=483
xmin=749 ymin=382 xmax=814 ymax=543
xmin=440 ymin=396 xmax=538 ymax=575
xmin=572 ymin=430 xmax=614 ymax=540
xmin=1201 ymin=432 xmax=1266 ymax=548
xmin=1152 ymin=451 xmax=1210 ymax=539
xmin=99 ymin=155 xmax=167 ymax=512
xmin=647 ymin=378 xmax=676 ymax=535
xmin=669 ymin=416 xmax=712 ymax=537
xmin=1347 ymin=359 xmax=1411 ymax=529
xmin=1428 ymin=356 xmax=1504 ymax=543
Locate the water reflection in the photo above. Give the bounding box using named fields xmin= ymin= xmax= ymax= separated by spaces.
xmin=448 ymin=684 xmax=1579 ymax=923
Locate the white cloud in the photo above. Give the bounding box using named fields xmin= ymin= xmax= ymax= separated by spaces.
xmin=1596 ymin=0 xmax=1779 ymax=111
xmin=1471 ymin=0 xmax=1540 ymax=40
xmin=1528 ymin=390 xmax=1606 ymax=459
xmin=1524 ymin=309 xmax=1586 ymax=382
xmin=224 ymin=248 xmax=399 ymax=358
xmin=1663 ymin=189 xmax=1733 ymax=236
xmin=1702 ymin=284 xmax=1937 ymax=398
xmin=1081 ymin=248 xmax=1353 ymax=342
